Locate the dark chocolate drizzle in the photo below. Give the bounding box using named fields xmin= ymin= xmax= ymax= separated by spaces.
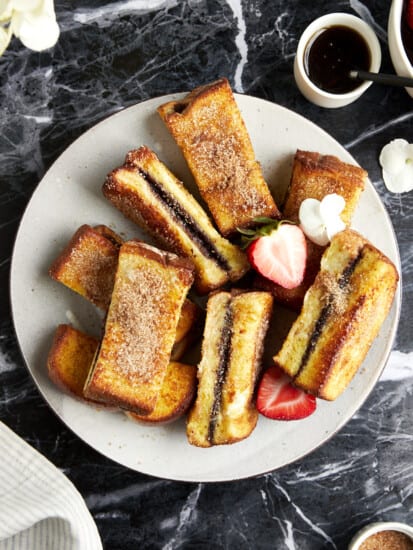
xmin=207 ymin=302 xmax=233 ymax=443
xmin=137 ymin=168 xmax=231 ymax=272
xmin=295 ymin=249 xmax=364 ymax=377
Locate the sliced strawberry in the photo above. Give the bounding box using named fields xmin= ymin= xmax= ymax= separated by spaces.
xmin=257 ymin=365 xmax=316 ymax=420
xmin=406 ymin=0 xmax=413 ymax=31
xmin=239 ymin=219 xmax=307 ymax=289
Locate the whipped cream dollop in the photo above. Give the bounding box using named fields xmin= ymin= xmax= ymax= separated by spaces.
xmin=379 ymin=138 xmax=413 ymax=193
xmin=0 ymin=0 xmax=59 ymax=55
xmin=298 ymin=193 xmax=346 ymax=246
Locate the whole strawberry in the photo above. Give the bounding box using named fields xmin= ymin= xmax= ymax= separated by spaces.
xmin=239 ymin=218 xmax=307 ymax=289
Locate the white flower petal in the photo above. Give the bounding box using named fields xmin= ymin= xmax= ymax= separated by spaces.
xmin=326 ymin=217 xmax=346 ymax=241
xmin=390 ymin=163 xmax=413 ymax=193
xmin=304 ymin=226 xmax=330 ymax=246
xmin=0 ymin=0 xmax=12 ymax=21
xmin=379 ymin=139 xmax=410 ymax=175
xmin=299 ymin=194 xmax=347 ymax=246
xmin=406 ymin=144 xmax=413 ymax=161
xmin=299 ymin=198 xmax=322 ymax=231
xmin=11 ymin=0 xmax=41 ymax=11
xmin=0 ymin=23 xmax=11 ymax=54
xmin=11 ymin=8 xmax=59 ymax=50
xmin=38 ymin=0 xmax=56 ymax=18
xmin=299 ymin=198 xmax=329 ymax=246
xmin=320 ymin=193 xmax=345 ymax=220
xmin=380 ymin=138 xmax=413 ymax=193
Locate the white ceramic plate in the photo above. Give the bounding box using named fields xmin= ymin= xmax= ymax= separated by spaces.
xmin=10 ymin=94 xmax=401 ymax=482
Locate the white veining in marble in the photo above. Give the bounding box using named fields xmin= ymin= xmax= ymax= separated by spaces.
xmin=72 ymin=0 xmax=179 ymax=25
xmin=162 ymin=485 xmax=202 ymax=550
xmin=86 ymin=480 xmax=166 ymax=509
xmin=225 ymin=0 xmax=248 ymax=92
xmin=344 ymin=112 xmax=413 ymax=149
xmin=0 ymin=349 xmax=16 ymax=374
xmin=380 ymin=350 xmax=413 ymax=381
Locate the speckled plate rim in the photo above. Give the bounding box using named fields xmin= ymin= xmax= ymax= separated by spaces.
xmin=10 ymin=93 xmax=401 ymax=483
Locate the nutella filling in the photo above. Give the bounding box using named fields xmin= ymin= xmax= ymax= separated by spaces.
xmin=138 ymin=168 xmax=231 ymax=272
xmin=207 ymin=301 xmax=233 ymax=443
xmin=295 ymin=248 xmax=364 ymax=377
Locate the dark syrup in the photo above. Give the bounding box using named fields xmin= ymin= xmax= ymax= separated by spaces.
xmin=304 ymin=25 xmax=371 ymax=94
xmin=401 ymin=0 xmax=413 ymax=65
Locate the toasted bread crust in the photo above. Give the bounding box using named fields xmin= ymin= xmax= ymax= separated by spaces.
xmin=47 ymin=325 xmax=197 ymax=422
xmin=273 ymin=229 xmax=399 ymax=400
xmin=47 ymin=324 xmax=101 ymax=403
xmin=49 ymin=223 xmax=202 ymax=360
xmin=84 ymin=241 xmax=194 ymax=413
xmin=283 ymin=150 xmax=367 ymax=223
xmin=127 ymin=362 xmax=197 ymax=424
xmin=187 ymin=290 xmax=273 ymax=447
xmin=158 ymin=78 xmax=280 ymax=236
xmin=103 ymin=145 xmax=249 ymax=294
xmin=49 ymin=224 xmax=120 ymax=310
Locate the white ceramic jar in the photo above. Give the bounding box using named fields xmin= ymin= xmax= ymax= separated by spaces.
xmin=348 ymin=521 xmax=413 ymax=549
xmin=294 ymin=12 xmax=382 ymax=108
xmin=388 ymin=0 xmax=413 ymax=98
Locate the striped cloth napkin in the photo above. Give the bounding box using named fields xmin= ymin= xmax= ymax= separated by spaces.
xmin=0 ymin=421 xmax=102 ymax=550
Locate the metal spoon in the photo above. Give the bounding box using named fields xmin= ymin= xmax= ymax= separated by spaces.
xmin=349 ymin=70 xmax=413 ymax=88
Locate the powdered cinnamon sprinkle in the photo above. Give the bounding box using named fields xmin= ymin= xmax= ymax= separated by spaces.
xmin=108 ymin=264 xmax=177 ymax=382
xmin=178 ymin=100 xmax=273 ymax=218
xmin=320 ymin=273 xmax=348 ymax=316
xmin=359 ymin=530 xmax=413 ymax=550
xmin=68 ymin=245 xmax=117 ymax=309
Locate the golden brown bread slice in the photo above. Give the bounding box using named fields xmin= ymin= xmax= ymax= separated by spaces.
xmin=48 ymin=223 xmax=202 ymax=360
xmin=47 ymin=324 xmax=197 ymax=422
xmin=84 ymin=240 xmax=195 ymax=414
xmin=49 ymin=224 xmax=122 ymax=310
xmin=255 ymin=150 xmax=367 ymax=311
xmin=187 ymin=290 xmax=273 ymax=447
xmin=157 ymin=78 xmax=280 ymax=236
xmin=47 ymin=323 xmax=100 ymax=403
xmin=273 ymin=229 xmax=399 ymax=400
xmin=127 ymin=362 xmax=197 ymax=424
xmin=103 ymin=146 xmax=250 ymax=294
xmin=283 ymin=150 xmax=367 ymax=223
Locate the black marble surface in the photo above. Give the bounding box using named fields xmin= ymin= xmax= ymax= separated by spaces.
xmin=1 ymin=1 xmax=412 ymax=548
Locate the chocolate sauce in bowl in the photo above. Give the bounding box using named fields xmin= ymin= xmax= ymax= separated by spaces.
xmin=304 ymin=25 xmax=371 ymax=94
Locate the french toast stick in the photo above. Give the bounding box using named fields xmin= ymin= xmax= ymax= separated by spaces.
xmin=84 ymin=241 xmax=194 ymax=414
xmin=47 ymin=324 xmax=101 ymax=404
xmin=255 ymin=150 xmax=367 ymax=311
xmin=187 ymin=290 xmax=273 ymax=447
xmin=49 ymin=224 xmax=202 ymax=360
xmin=273 ymin=229 xmax=399 ymax=400
xmin=49 ymin=224 xmax=122 ymax=310
xmin=47 ymin=324 xmax=197 ymax=423
xmin=157 ymin=78 xmax=280 ymax=236
xmin=127 ymin=362 xmax=197 ymax=424
xmin=103 ymin=146 xmax=249 ymax=294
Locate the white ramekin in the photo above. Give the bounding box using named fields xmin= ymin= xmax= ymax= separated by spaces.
xmin=388 ymin=0 xmax=413 ymax=98
xmin=294 ymin=12 xmax=382 ymax=108
xmin=348 ymin=521 xmax=413 ymax=549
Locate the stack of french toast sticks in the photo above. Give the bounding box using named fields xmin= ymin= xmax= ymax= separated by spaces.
xmin=47 ymin=78 xmax=399 ymax=448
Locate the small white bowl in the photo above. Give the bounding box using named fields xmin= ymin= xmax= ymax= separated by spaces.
xmin=348 ymin=521 xmax=413 ymax=549
xmin=294 ymin=13 xmax=382 ymax=108
xmin=388 ymin=0 xmax=413 ymax=98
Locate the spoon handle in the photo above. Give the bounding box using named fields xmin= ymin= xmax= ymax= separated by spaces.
xmin=350 ymin=70 xmax=413 ymax=88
